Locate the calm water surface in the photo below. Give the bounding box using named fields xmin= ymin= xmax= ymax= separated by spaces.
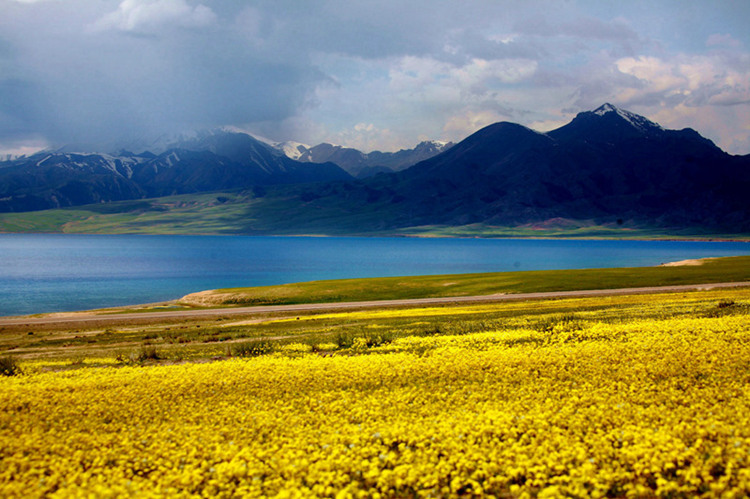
xmin=1 ymin=234 xmax=748 ymax=316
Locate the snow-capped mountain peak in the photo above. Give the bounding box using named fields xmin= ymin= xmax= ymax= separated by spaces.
xmin=592 ymin=103 xmax=663 ymax=132
xmin=593 ymin=102 xmax=618 ymax=116
xmin=410 ymin=140 xmax=455 ymax=155
xmin=274 ymin=141 xmax=311 ymax=160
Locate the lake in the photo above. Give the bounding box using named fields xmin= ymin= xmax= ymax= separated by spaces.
xmin=1 ymin=234 xmax=748 ymax=316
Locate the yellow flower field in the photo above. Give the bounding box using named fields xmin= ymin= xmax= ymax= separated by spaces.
xmin=2 ymin=300 xmax=750 ymax=497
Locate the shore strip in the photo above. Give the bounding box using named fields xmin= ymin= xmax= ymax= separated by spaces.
xmin=2 ymin=281 xmax=749 ymax=327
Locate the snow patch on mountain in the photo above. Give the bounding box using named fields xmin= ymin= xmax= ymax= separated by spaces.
xmin=165 ymin=152 xmax=181 ymax=167
xmin=36 ymin=155 xmax=53 ymax=167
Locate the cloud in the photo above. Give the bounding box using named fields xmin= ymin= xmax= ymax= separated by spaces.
xmin=0 ymin=1 xmax=326 ymax=150
xmin=1 ymin=1 xmax=749 ymax=155
xmin=651 ymin=103 xmax=750 ymax=155
xmin=334 ymin=123 xmax=401 ymax=152
xmin=615 ymin=54 xmax=750 ymax=107
xmin=442 ymin=110 xmax=508 ymax=137
xmin=609 ymin=53 xmax=750 ymax=152
xmin=707 ymin=34 xmax=742 ymax=49
xmin=0 ymin=136 xmax=49 ymax=159
xmin=515 ymin=15 xmax=638 ymax=43
xmin=92 ymin=0 xmax=216 ymax=34
xmin=389 ymin=56 xmax=537 ymax=95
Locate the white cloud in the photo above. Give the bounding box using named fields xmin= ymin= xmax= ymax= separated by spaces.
xmin=651 ymin=103 xmax=750 ymax=155
xmin=330 ymin=123 xmax=402 ymax=153
xmin=390 ymin=56 xmax=537 ymax=96
xmin=616 ymin=56 xmax=684 ymax=96
xmin=615 ymin=54 xmax=750 ymax=108
xmin=287 ymin=51 xmax=553 ymax=151
xmin=529 ymin=117 xmax=569 ymax=133
xmin=0 ymin=136 xmax=49 ymax=159
xmin=93 ymin=0 xmax=216 ymax=34
xmin=442 ymin=110 xmax=507 ymax=137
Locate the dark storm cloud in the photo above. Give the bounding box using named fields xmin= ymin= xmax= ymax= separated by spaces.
xmin=0 ymin=0 xmax=331 ymax=149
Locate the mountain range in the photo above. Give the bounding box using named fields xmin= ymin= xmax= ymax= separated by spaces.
xmin=282 ymin=140 xmax=454 ymax=178
xmin=0 ymin=130 xmax=452 ymax=213
xmin=1 ymin=103 xmax=749 ymax=234
xmin=358 ymin=103 xmax=750 ymax=230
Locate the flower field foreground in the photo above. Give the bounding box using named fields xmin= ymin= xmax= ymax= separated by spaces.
xmin=2 ymin=304 xmax=750 ymax=497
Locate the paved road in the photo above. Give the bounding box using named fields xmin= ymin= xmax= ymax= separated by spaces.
xmin=2 ymin=281 xmax=749 ymax=327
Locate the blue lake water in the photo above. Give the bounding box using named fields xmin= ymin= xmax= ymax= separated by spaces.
xmin=0 ymin=234 xmax=748 ymax=316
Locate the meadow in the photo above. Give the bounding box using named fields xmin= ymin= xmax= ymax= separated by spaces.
xmin=2 ymin=284 xmax=750 ymax=497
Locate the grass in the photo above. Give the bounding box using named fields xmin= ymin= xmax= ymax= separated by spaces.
xmin=180 ymin=255 xmax=750 ymax=307
xmin=396 ymin=222 xmax=750 ymax=240
xmin=0 ymin=188 xmax=383 ymax=236
xmin=230 ymin=339 xmax=274 ymax=358
xmin=0 ymin=192 xmax=261 ymax=235
xmin=2 ymin=189 xmax=749 ymax=240
xmin=0 ymin=355 xmax=21 ymax=376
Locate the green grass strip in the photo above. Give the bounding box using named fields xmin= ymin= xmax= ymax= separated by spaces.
xmin=191 ymin=255 xmax=750 ymax=307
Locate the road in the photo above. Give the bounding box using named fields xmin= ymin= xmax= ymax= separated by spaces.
xmin=1 ymin=281 xmax=749 ymax=328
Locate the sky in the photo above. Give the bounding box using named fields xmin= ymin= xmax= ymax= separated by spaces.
xmin=1 ymin=0 xmax=749 ymax=157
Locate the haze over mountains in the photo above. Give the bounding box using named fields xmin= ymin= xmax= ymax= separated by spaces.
xmin=0 ymin=104 xmax=748 ymax=234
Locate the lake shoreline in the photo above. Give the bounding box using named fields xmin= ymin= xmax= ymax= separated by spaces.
xmin=4 ymin=255 xmax=750 ymax=321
